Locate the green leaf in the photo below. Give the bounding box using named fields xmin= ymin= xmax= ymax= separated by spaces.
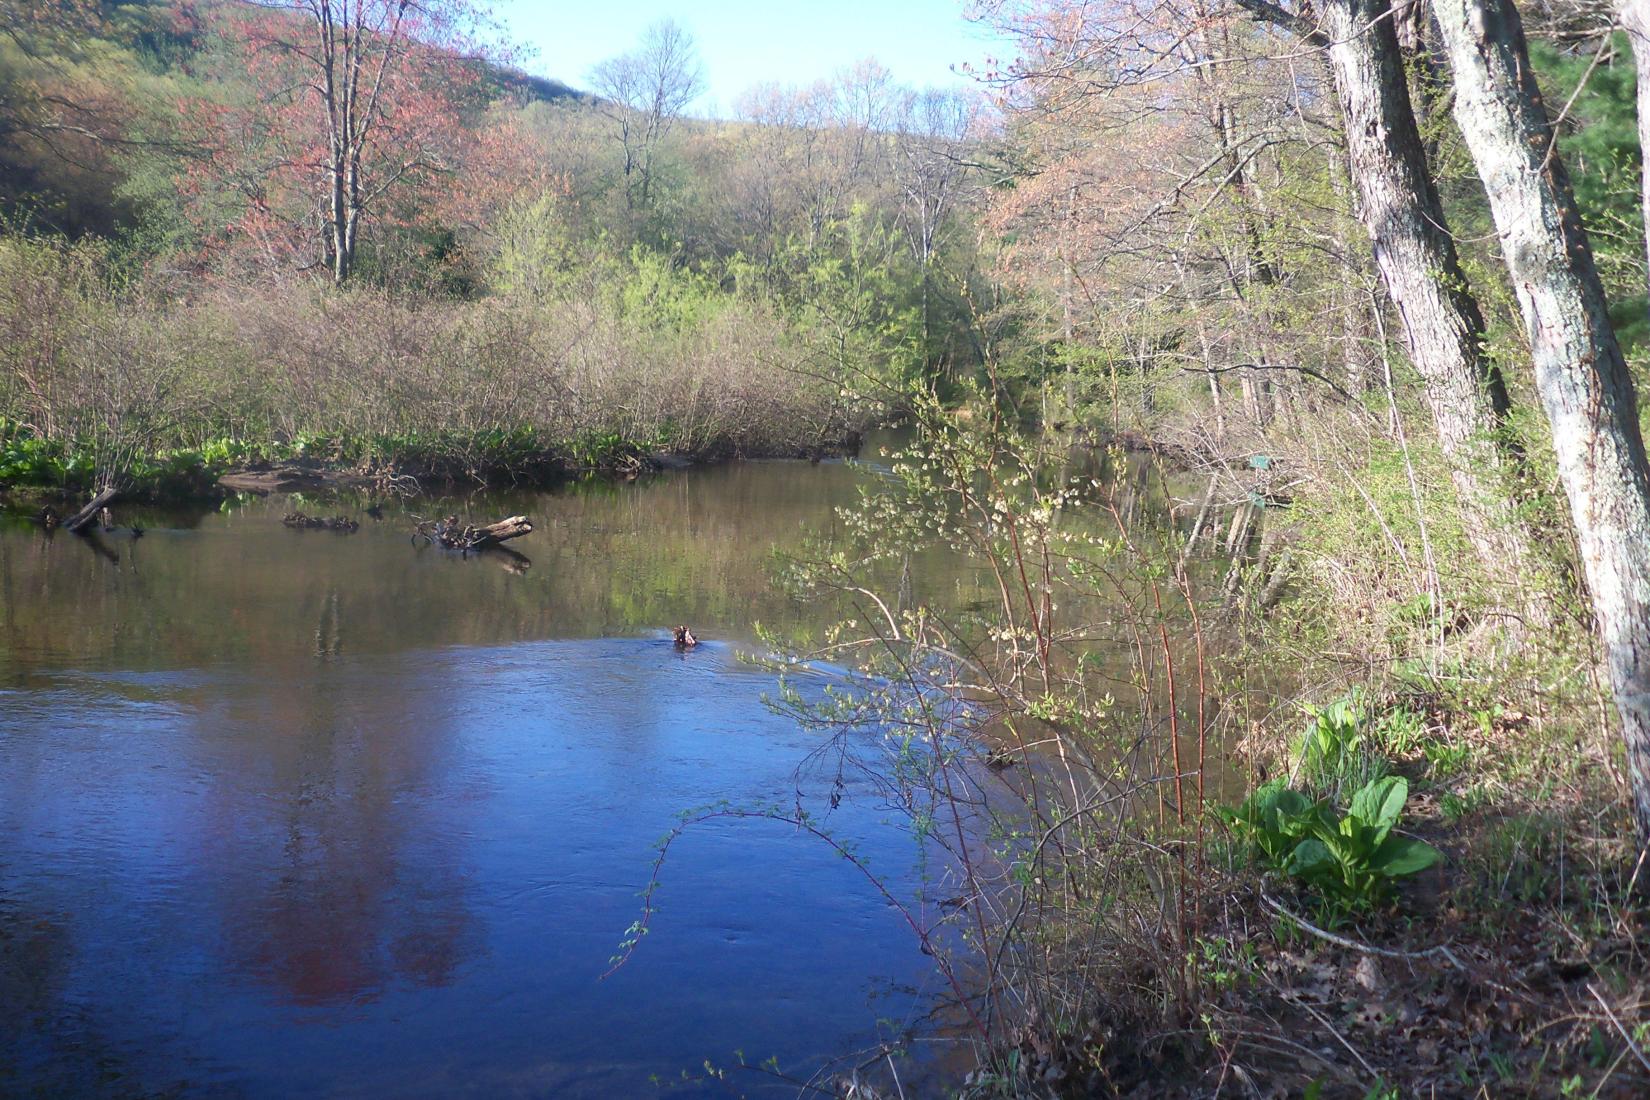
xmin=1308 ymin=813 xmax=1352 ymax=859
xmin=1350 ymin=776 xmax=1408 ymax=835
xmin=1370 ymin=836 xmax=1442 ymax=877
xmin=1272 ymin=788 xmax=1313 ymax=818
xmin=1286 ymin=838 xmax=1335 ymax=878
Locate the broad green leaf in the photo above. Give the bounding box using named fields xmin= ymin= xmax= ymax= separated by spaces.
xmin=1370 ymin=836 xmax=1441 ymax=877
xmin=1287 ymin=838 xmax=1335 ymax=878
xmin=1350 ymin=776 xmax=1408 ymax=835
xmin=1308 ymin=816 xmax=1348 ymax=858
xmin=1273 ymin=788 xmax=1312 ymax=816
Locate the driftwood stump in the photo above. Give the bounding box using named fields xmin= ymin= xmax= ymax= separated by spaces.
xmin=414 ymin=514 xmax=533 ymax=551
xmin=64 ymin=487 xmax=118 ymax=535
xmin=467 ymin=515 xmax=532 ymax=547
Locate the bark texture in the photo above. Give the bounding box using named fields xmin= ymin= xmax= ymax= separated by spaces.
xmin=1238 ymin=0 xmax=1532 ymax=579
xmin=1431 ymin=0 xmax=1650 ymax=840
xmin=1319 ymin=0 xmax=1531 ymax=568
xmin=63 ymin=487 xmax=117 ymax=535
xmin=1619 ymin=0 xmax=1650 ymax=308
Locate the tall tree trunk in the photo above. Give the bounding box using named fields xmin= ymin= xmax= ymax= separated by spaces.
xmin=1325 ymin=127 xmax=1378 ymax=394
xmin=1431 ymin=0 xmax=1650 ymax=841
xmin=1316 ymin=0 xmax=1534 ymax=579
xmin=330 ymin=160 xmax=349 ymax=285
xmin=1239 ymin=370 xmax=1262 ymax=426
xmin=1205 ymin=76 xmax=1296 ymax=431
xmin=1237 ymin=0 xmax=1534 ymax=578
xmin=1619 ymin=0 xmax=1650 ymax=309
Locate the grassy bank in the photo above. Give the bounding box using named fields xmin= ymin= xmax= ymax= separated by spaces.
xmin=745 ymin=407 xmax=1649 ymax=1099
xmin=0 ymin=235 xmax=879 ymax=504
xmin=0 ymin=420 xmax=862 ymax=509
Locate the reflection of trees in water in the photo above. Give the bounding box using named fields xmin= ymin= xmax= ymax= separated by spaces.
xmin=0 ymin=900 xmax=188 ymax=1095
xmin=0 ymin=462 xmax=928 ymax=666
xmin=314 ymin=588 xmax=341 ymax=659
xmin=195 ymin=657 xmax=478 ymax=1007
xmin=0 ymin=455 xmax=1183 ymax=675
xmin=527 ymin=462 xmax=996 ymax=638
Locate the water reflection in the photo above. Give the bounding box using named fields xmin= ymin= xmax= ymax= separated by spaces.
xmin=0 ymin=457 xmax=935 ymax=675
xmin=0 ymin=455 xmax=994 ymax=1098
xmin=197 ymin=664 xmax=478 ymax=1008
xmin=0 ymin=444 xmax=1198 ymax=1097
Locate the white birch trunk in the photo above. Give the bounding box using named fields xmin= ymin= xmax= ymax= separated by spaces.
xmin=1317 ymin=0 xmax=1533 ymax=581
xmin=1432 ymin=0 xmax=1650 ymax=840
xmin=1618 ymin=0 xmax=1650 ymax=308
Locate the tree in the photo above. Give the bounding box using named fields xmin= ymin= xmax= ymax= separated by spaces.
xmin=188 ymin=0 xmax=488 ymax=284
xmin=1430 ymin=0 xmax=1650 ymax=842
xmin=1527 ymin=25 xmax=1646 ymax=346
xmin=977 ymin=0 xmax=1474 ymax=442
xmin=731 ymin=61 xmax=905 ymax=252
xmin=0 ymin=2 xmax=111 ymax=154
xmin=1234 ymin=0 xmax=1539 ymax=590
xmin=588 ymin=19 xmax=704 ymax=213
xmin=0 ymin=0 xmax=185 ymax=236
xmin=895 ymin=88 xmax=985 ymax=358
xmin=1618 ymin=1 xmax=1650 ymax=307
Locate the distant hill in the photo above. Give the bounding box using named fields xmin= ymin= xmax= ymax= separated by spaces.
xmin=0 ymin=0 xmax=586 ymax=237
xmin=496 ymin=70 xmax=586 ymax=104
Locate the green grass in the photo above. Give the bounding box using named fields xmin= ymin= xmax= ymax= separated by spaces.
xmin=0 ymin=419 xmax=719 ymax=503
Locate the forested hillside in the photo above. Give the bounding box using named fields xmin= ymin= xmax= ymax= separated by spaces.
xmin=1 ymin=0 xmax=995 ymax=482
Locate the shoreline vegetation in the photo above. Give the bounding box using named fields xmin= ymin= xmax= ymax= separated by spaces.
xmin=7 ymin=0 xmax=1650 ymax=1096
xmin=755 ymin=412 xmax=1647 ymax=1099
xmin=0 ymin=232 xmax=880 ymax=513
xmin=0 ymin=418 xmax=868 ymax=511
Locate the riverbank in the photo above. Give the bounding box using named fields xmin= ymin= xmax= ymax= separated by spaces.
xmin=973 ymin=690 xmax=1647 ymax=1098
xmin=1013 ymin=399 xmax=1650 ymax=1093
xmin=753 ymin=412 xmax=1650 ymax=1099
xmin=0 ymin=234 xmax=888 ymax=517
xmin=0 ymin=424 xmax=867 ymax=518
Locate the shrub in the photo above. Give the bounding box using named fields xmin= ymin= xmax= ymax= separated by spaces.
xmin=0 ymin=236 xmax=882 ymax=487
xmin=1223 ymin=775 xmax=1441 ymax=914
xmin=1296 ymin=695 xmax=1387 ymax=797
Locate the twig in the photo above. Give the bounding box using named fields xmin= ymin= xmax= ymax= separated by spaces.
xmin=886 ymin=1051 xmax=907 ymax=1100
xmin=1588 ymin=982 xmax=1650 ymax=1077
xmin=1624 ymin=838 xmax=1649 ymax=909
xmin=1280 ymin=993 xmax=1381 ymax=1082
xmin=1261 ymin=893 xmax=1466 ymax=970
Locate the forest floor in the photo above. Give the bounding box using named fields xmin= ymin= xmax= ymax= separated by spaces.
xmin=1002 ymin=709 xmax=1650 ymax=1099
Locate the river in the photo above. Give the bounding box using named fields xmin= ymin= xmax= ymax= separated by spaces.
xmin=0 ymin=443 xmax=1025 ymax=1098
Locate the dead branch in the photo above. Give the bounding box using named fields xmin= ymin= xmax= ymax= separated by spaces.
xmin=63 ymin=487 xmax=118 ymax=535
xmin=412 ymin=513 xmax=533 ymax=551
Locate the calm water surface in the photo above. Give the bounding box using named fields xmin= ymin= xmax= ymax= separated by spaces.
xmin=0 ymin=452 xmax=997 ymax=1097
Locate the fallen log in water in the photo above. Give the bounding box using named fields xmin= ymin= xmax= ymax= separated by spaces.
xmin=283 ymin=512 xmax=359 ymax=532
xmin=468 ymin=515 xmax=532 ymax=547
xmin=64 ymin=487 xmax=118 ymax=535
xmin=413 ymin=514 xmax=533 ymax=551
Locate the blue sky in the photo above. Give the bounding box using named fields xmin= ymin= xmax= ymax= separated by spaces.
xmin=495 ymin=0 xmax=1009 ymax=113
